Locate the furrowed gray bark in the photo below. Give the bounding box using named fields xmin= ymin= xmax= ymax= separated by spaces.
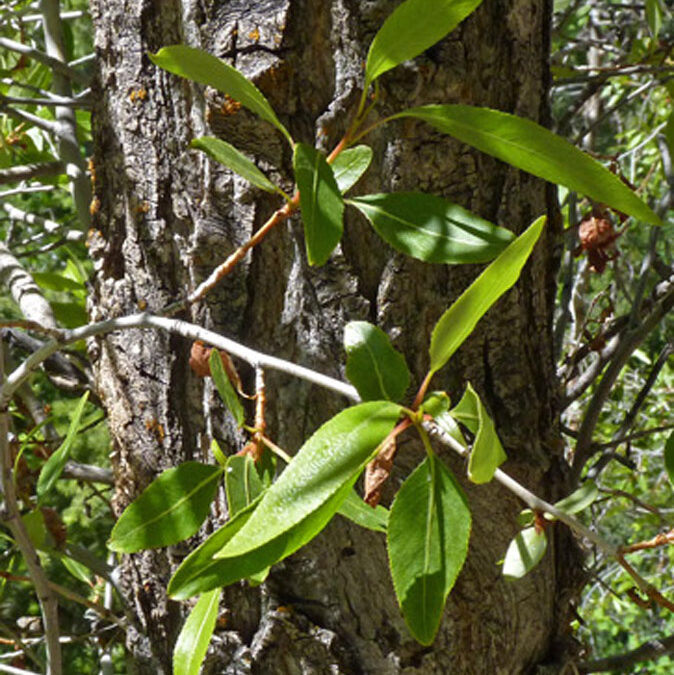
xmin=88 ymin=1 xmax=580 ymax=672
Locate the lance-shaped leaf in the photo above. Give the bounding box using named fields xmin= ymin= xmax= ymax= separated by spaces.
xmin=393 ymin=105 xmax=661 ymax=226
xmin=365 ymin=0 xmax=484 ymax=88
xmin=348 ymin=192 xmax=514 ymax=264
xmin=108 ymin=462 xmax=222 ymax=553
xmin=210 ymin=350 xmax=245 ymax=427
xmin=332 ymin=145 xmax=373 ymax=193
xmin=173 ymin=588 xmax=220 ymax=675
xmin=37 ymin=391 xmax=89 ymax=503
xmin=169 ymin=482 xmax=353 ymax=599
xmin=224 ymin=454 xmax=265 ymax=517
xmin=429 ymin=215 xmax=545 ymax=373
xmin=149 ymin=46 xmax=292 ymax=144
xmin=450 ymin=383 xmax=506 ymax=484
xmin=191 ymin=137 xmax=285 ymax=196
xmin=293 ymin=143 xmax=345 ymax=266
xmin=502 ymin=527 xmax=547 ymax=580
xmin=665 ymin=431 xmax=674 ymax=486
xmin=519 ymin=479 xmax=600 ymax=526
xmin=338 ymin=489 xmax=389 ymax=533
xmin=388 ymin=453 xmax=471 ymax=645
xmin=344 ymin=321 xmax=410 ymax=402
xmin=213 ymin=401 xmax=400 ymax=561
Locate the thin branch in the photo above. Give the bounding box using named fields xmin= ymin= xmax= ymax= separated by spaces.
xmin=0 ymin=341 xmax=62 ymax=675
xmin=0 ymin=37 xmax=89 ymax=86
xmin=577 ymin=633 xmax=674 ymax=673
xmin=572 ymin=277 xmax=674 ymax=478
xmin=0 ymin=93 xmax=90 ymax=109
xmin=0 ymin=161 xmax=64 ymax=185
xmin=594 ymin=423 xmax=674 ymax=450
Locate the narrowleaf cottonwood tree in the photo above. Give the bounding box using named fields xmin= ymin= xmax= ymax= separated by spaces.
xmin=88 ymin=0 xmax=580 ymax=672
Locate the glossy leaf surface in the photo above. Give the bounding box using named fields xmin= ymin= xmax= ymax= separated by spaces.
xmin=337 ymin=489 xmax=389 ymax=533
xmin=344 ymin=321 xmax=410 ymax=402
xmin=173 ymin=588 xmax=220 ymax=675
xmin=191 ymin=137 xmax=283 ymax=195
xmin=214 ymin=401 xmax=400 ymax=559
xmin=450 ymin=383 xmax=506 ymax=484
xmin=365 ymin=0 xmax=483 ymax=87
xmin=293 ymin=143 xmax=345 ymax=266
xmin=224 ymin=454 xmax=265 ymax=517
xmin=332 ymin=145 xmax=373 ymax=193
xmin=349 ymin=192 xmax=514 ymax=263
xmin=388 ymin=454 xmax=471 ymax=645
xmin=108 ymin=462 xmax=222 ymax=553
xmin=429 ymin=216 xmax=545 ymax=373
xmin=502 ymin=527 xmax=547 ymax=580
xmin=394 ymin=105 xmax=661 ymax=225
xmin=149 ymin=46 xmax=292 ymax=144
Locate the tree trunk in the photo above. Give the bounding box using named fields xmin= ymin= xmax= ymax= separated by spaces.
xmin=88 ymin=0 xmax=581 ymax=672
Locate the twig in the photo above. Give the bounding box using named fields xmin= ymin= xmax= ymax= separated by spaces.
xmin=0 ymin=161 xmax=65 ymax=185
xmin=0 ymin=341 xmax=62 ymax=675
xmin=576 ymin=632 xmax=674 ymax=673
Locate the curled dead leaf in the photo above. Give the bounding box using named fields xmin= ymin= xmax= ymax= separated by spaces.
xmin=364 ymin=437 xmax=397 ymax=507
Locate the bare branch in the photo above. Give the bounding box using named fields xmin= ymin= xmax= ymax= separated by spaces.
xmin=577 ymin=633 xmax=674 ymax=673
xmin=0 ymin=37 xmax=89 ymax=86
xmin=0 ymin=242 xmax=57 ymax=328
xmin=0 ymin=161 xmax=64 ymax=185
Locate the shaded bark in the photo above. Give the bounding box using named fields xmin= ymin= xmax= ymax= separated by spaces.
xmin=88 ymin=0 xmax=581 ymax=672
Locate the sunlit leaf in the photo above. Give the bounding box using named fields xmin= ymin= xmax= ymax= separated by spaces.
xmin=550 ymin=480 xmax=599 ymax=516
xmin=337 ymin=489 xmax=389 ymax=532
xmin=332 ymin=145 xmax=373 ymax=193
xmin=224 ymin=454 xmax=265 ymax=517
xmin=393 ymin=106 xmax=661 ymax=225
xmin=108 ymin=462 xmax=222 ymax=553
xmin=502 ymin=527 xmax=547 ymax=580
xmin=149 ymin=46 xmax=292 ymax=144
xmin=450 ymin=383 xmax=506 ymax=484
xmin=344 ymin=321 xmax=410 ymax=402
xmin=214 ymin=401 xmax=400 ymax=559
xmin=365 ymin=0 xmax=484 ymax=88
xmin=191 ymin=137 xmax=284 ymax=196
xmin=293 ymin=143 xmax=344 ymax=266
xmin=388 ymin=453 xmax=471 ymax=645
xmin=429 ymin=216 xmax=545 ymax=373
xmin=348 ymin=192 xmax=514 ymax=263
xmin=173 ymin=588 xmax=220 ymax=675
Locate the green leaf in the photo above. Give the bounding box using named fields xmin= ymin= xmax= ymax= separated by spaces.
xmin=173 ymin=588 xmax=220 ymax=675
xmin=646 ymin=0 xmax=663 ymax=37
xmin=211 ymin=439 xmax=227 ymax=468
xmin=344 ymin=321 xmax=410 ymax=402
xmin=432 ymin=412 xmax=466 ymax=448
xmin=364 ymin=0 xmax=484 ymax=88
xmin=32 ymin=272 xmax=85 ymax=293
xmin=37 ymin=391 xmax=89 ymax=502
xmin=337 ymin=489 xmax=389 ymax=533
xmin=331 ymin=145 xmax=373 ymax=193
xmin=169 ymin=483 xmax=354 ymax=599
xmin=191 ymin=137 xmax=284 ymax=196
xmin=58 ymin=555 xmax=93 ymax=586
xmin=214 ymin=401 xmax=400 ymax=560
xmin=50 ymin=301 xmax=88 ymax=328
xmin=348 ymin=192 xmax=514 ymax=263
xmin=293 ymin=143 xmax=344 ymax=266
xmin=502 ymin=527 xmax=547 ymax=580
xmin=419 ymin=391 xmax=451 ymax=418
xmin=450 ymin=383 xmax=506 ymax=484
xmin=387 ymin=454 xmax=471 ymax=645
xmin=108 ymin=462 xmax=222 ymax=553
xmin=665 ymin=431 xmax=674 ymax=485
xmin=551 ymin=480 xmax=599 ymax=516
xmin=149 ymin=46 xmax=292 ymax=145
xmin=393 ymin=106 xmax=661 ymax=226
xmin=169 ymin=498 xmax=261 ymax=599
xmin=224 ymin=455 xmax=265 ymax=517
xmin=209 ymin=350 xmax=245 ymax=427
xmin=429 ymin=216 xmax=545 ymax=373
